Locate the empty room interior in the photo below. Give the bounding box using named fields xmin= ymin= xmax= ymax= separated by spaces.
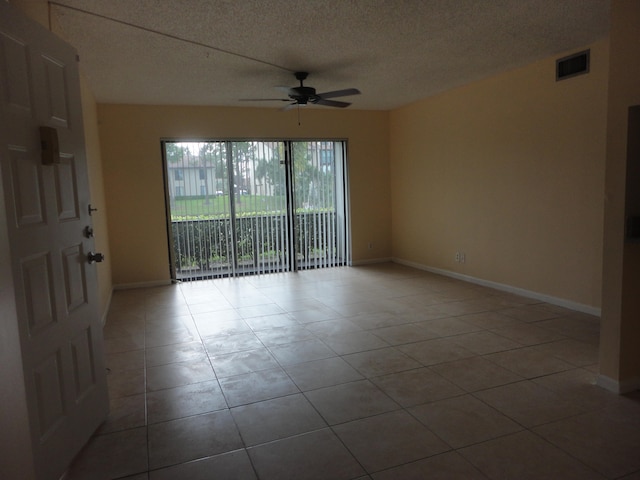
xmin=1 ymin=1 xmax=640 ymax=479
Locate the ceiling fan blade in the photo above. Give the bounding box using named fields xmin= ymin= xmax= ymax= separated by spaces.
xmin=243 ymin=73 xmax=360 ymax=111
xmin=316 ymin=88 xmax=361 ymax=99
xmin=313 ymin=98 xmax=351 ymax=108
xmin=239 ymin=98 xmax=291 ymax=102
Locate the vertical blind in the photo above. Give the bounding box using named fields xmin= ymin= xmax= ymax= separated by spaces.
xmin=164 ymin=140 xmax=349 ymax=280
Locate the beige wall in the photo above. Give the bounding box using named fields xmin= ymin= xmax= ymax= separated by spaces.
xmin=9 ymin=0 xmax=48 ymax=27
xmin=97 ymin=105 xmax=390 ymax=285
xmin=600 ymin=0 xmax=640 ymax=390
xmin=390 ymin=39 xmax=609 ymax=310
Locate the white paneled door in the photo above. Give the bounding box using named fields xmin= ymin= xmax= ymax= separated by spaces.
xmin=0 ymin=4 xmax=109 ymax=480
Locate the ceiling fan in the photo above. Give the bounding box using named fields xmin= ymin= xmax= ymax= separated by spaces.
xmin=242 ymin=71 xmax=361 ymax=109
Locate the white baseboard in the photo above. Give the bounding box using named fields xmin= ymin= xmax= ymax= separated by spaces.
xmin=114 ymin=279 xmax=173 ymax=290
xmin=392 ymin=257 xmax=601 ymax=317
xmin=596 ymin=374 xmax=640 ymax=394
xmin=351 ymin=257 xmax=392 ymax=266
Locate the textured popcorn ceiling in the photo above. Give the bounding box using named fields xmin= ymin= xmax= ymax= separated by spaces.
xmin=47 ymin=0 xmax=610 ymax=110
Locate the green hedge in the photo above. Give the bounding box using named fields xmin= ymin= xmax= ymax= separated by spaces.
xmin=172 ymin=212 xmax=337 ymax=271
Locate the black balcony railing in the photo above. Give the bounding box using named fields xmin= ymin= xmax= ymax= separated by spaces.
xmin=171 ymin=211 xmax=343 ymax=279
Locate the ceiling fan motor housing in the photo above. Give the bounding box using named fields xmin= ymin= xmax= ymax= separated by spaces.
xmin=290 ymin=86 xmax=317 ymax=103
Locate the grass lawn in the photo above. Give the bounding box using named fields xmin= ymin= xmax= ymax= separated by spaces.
xmin=171 ymin=195 xmax=286 ymax=218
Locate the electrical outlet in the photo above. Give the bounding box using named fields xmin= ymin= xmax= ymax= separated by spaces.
xmin=455 ymin=251 xmax=460 ymax=262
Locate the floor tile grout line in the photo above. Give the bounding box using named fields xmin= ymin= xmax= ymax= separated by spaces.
xmin=93 ymin=265 xmax=615 ymax=479
xmin=527 ymin=425 xmax=611 ymax=478
xmin=143 ymin=308 xmax=150 ymax=474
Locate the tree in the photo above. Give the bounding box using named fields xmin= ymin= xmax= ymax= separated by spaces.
xmin=255 ymin=142 xmax=286 ymax=197
xmin=292 ymin=141 xmax=335 ymax=211
xmin=199 ymin=142 xmax=228 ymax=194
xmin=231 ymin=142 xmax=256 ymax=195
xmin=165 ymin=142 xmax=188 ymax=164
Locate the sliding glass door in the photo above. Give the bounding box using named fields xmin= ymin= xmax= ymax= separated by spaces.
xmin=164 ymin=139 xmax=349 ymax=280
xmin=291 ymin=141 xmax=349 ymax=270
xmin=232 ymin=141 xmax=291 ymax=275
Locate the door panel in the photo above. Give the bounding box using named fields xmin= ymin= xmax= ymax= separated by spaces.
xmin=0 ymin=31 xmax=32 ymax=111
xmin=54 ymin=156 xmax=80 ymax=221
xmin=21 ymin=253 xmax=57 ymax=334
xmin=0 ymin=4 xmax=109 ymax=479
xmin=41 ymin=54 xmax=69 ymax=126
xmin=62 ymin=243 xmax=88 ymax=311
xmin=9 ymin=146 xmax=47 ymax=225
xmin=33 ymin=351 xmax=65 ymax=439
xmin=70 ymin=327 xmax=97 ymax=401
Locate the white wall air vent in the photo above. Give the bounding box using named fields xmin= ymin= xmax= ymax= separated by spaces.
xmin=556 ymin=50 xmax=590 ymax=81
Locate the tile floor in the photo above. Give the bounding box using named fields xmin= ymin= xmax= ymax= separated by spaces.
xmin=65 ymin=263 xmax=640 ymax=479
